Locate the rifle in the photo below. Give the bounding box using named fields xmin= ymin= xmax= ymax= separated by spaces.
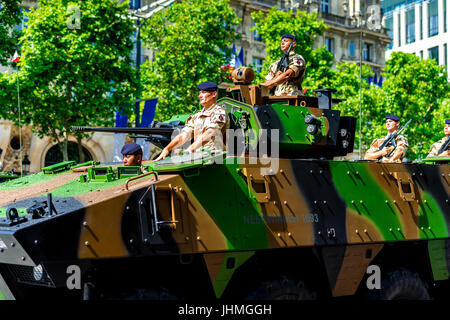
xmin=275 ymin=39 xmax=295 ymax=74
xmin=72 ymin=124 xmax=181 ymax=150
xmin=377 ymin=119 xmax=412 ymax=159
xmin=438 ymin=136 xmax=450 ymax=155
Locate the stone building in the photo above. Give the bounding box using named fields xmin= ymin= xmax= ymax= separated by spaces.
xmin=0 ymin=0 xmax=391 ymax=173
xmin=225 ymin=0 xmax=391 ymax=74
xmin=138 ymin=1 xmax=391 ymax=74
xmin=0 ymin=120 xmax=114 ymax=174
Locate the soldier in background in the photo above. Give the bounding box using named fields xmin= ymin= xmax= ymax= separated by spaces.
xmin=426 ymin=119 xmax=450 ymax=157
xmin=261 ymin=33 xmax=306 ymax=96
xmin=121 ymin=142 xmax=143 ymax=166
xmin=154 ymin=81 xmax=229 ymax=161
xmin=364 ymin=115 xmax=408 ymax=163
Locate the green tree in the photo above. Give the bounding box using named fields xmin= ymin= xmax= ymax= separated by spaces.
xmin=362 ymin=52 xmax=449 ymax=160
xmin=1 ymin=0 xmax=137 ymax=161
xmin=251 ymin=7 xmax=335 ymax=91
xmin=327 ymin=62 xmax=377 ymax=153
xmin=0 ymin=0 xmax=22 ymax=65
xmin=140 ymin=0 xmax=240 ymax=121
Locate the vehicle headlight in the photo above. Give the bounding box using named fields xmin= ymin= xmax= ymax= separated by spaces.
xmin=33 ymin=264 xmax=44 ymax=281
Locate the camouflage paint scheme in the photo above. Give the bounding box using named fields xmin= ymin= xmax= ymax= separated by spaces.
xmin=0 ymin=96 xmax=448 ymax=300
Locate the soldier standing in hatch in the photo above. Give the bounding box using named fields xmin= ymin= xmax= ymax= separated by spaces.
xmin=426 ymin=119 xmax=450 ymax=157
xmin=121 ymin=142 xmax=143 ymax=166
xmin=154 ymin=81 xmax=229 ymax=161
xmin=364 ymin=115 xmax=409 ymax=163
xmin=261 ymin=33 xmax=306 ymax=96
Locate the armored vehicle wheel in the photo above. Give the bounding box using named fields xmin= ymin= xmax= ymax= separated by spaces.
xmin=246 ymin=277 xmax=316 ymax=300
xmin=368 ymin=269 xmax=431 ymax=300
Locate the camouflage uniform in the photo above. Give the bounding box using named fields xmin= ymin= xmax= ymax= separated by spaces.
xmin=366 ymin=133 xmax=409 ymax=163
xmin=265 ymin=51 xmax=306 ymax=96
xmin=181 ymin=104 xmax=229 ymax=152
xmin=426 ymin=137 xmax=450 ymax=157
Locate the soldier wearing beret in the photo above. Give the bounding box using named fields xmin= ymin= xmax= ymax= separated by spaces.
xmin=364 ymin=115 xmax=409 ymax=163
xmin=426 ymin=119 xmax=450 ymax=157
xmin=121 ymin=142 xmax=143 ymax=166
xmin=261 ymin=33 xmax=306 ymax=96
xmin=154 ymin=81 xmax=229 ymax=161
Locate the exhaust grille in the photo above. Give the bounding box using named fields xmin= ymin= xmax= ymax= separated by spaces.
xmin=7 ymin=264 xmax=55 ymax=288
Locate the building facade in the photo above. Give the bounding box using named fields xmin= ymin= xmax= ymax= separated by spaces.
xmin=1 ymin=0 xmax=391 ymax=173
xmin=227 ymin=0 xmax=391 ymax=74
xmin=382 ymin=0 xmax=449 ymax=78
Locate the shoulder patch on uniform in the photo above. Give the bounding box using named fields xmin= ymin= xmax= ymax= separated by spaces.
xmin=292 ymin=55 xmax=304 ymax=66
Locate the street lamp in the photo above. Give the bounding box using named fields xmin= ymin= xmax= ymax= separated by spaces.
xmin=22 ymin=154 xmax=30 ymax=175
xmin=131 ymin=0 xmax=174 ymax=127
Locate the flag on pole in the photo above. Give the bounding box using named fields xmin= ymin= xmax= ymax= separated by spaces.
xmin=139 ymin=98 xmax=158 ymax=128
xmin=11 ymin=51 xmax=20 ymax=63
xmin=229 ymin=44 xmax=237 ymax=68
xmin=378 ymin=76 xmax=383 ymax=87
xmin=236 ymin=47 xmax=244 ymax=68
xmin=138 ymin=98 xmax=158 ymax=160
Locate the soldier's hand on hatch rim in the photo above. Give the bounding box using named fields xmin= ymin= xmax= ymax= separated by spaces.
xmin=153 ymin=148 xmax=169 ymax=162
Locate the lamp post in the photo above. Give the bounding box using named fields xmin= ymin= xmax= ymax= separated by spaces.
xmin=131 ymin=0 xmax=175 ymax=128
xmin=22 ymin=155 xmax=30 ymax=175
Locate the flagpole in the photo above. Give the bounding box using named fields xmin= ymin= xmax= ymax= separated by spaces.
xmin=17 ymin=74 xmax=23 ymax=177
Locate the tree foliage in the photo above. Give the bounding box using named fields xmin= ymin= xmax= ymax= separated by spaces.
xmin=0 ymin=0 xmax=22 ymax=65
xmin=329 ymin=53 xmax=449 ymax=160
xmin=367 ymin=52 xmax=449 ymax=160
xmin=0 ymin=0 xmax=137 ymax=160
xmin=140 ymin=0 xmax=240 ymax=121
xmin=251 ymin=8 xmax=449 ymax=160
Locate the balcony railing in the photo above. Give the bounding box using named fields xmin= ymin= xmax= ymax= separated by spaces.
xmin=319 ymin=11 xmax=390 ymax=35
xmin=319 ymin=11 xmax=348 ymax=25
xmin=251 ymin=0 xmax=283 ymax=9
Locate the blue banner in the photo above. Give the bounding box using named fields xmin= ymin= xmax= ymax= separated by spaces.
xmin=140 ymin=98 xmax=158 ymax=128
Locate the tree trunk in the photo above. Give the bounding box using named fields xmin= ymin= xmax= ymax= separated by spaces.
xmin=77 ymin=136 xmax=85 ymax=163
xmin=62 ymin=133 xmax=69 ymax=161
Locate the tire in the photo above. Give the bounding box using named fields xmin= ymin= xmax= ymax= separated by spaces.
xmin=368 ymin=269 xmax=431 ymax=300
xmin=246 ymin=276 xmax=316 ymax=300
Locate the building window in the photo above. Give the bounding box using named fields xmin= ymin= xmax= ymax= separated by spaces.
xmin=253 ymin=22 xmax=263 ymax=42
xmin=349 ymin=41 xmax=355 ymax=57
xmin=444 ymin=44 xmax=448 ymax=73
xmin=444 ymin=0 xmax=447 ymax=33
xmin=363 ymin=43 xmax=372 ymax=62
xmin=13 ymin=8 xmax=30 ymax=32
xmin=321 ymin=0 xmax=330 ymax=13
xmin=428 ymin=0 xmax=439 ymax=37
xmin=325 ymin=38 xmax=334 ymax=54
xmin=385 ymin=15 xmax=393 ymax=50
xmin=420 ymin=50 xmax=423 ymax=59
xmin=129 ymin=0 xmax=140 ymax=10
xmin=252 ymin=57 xmax=264 ymax=73
xmin=406 ymin=7 xmax=415 ymax=44
xmin=419 ymin=5 xmax=423 ymax=40
xmin=428 ymin=46 xmax=439 ymax=64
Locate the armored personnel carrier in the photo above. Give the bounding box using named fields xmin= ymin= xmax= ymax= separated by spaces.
xmin=0 ymin=69 xmax=448 ymax=300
